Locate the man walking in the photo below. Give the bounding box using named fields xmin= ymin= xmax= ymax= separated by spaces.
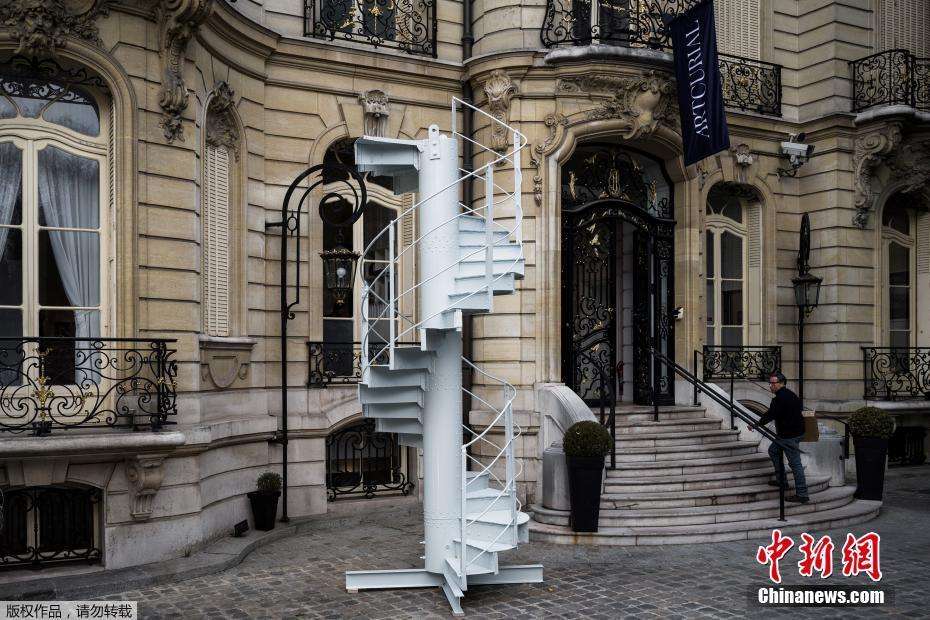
xmin=757 ymin=372 xmax=809 ymax=503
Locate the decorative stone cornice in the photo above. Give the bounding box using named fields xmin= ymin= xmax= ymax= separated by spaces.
xmin=483 ymin=70 xmax=517 ymax=152
xmin=156 ymin=0 xmax=215 ymax=143
xmin=125 ymin=456 xmax=166 ymax=522
xmin=0 ymin=0 xmax=111 ymax=58
xmin=852 ymin=124 xmax=903 ymax=228
xmin=558 ymin=71 xmax=676 ymax=140
xmin=359 ymin=89 xmax=389 ymax=138
xmin=205 ymin=81 xmax=239 ymax=158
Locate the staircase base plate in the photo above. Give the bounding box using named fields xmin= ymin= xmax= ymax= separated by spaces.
xmin=345 ymin=564 xmax=543 ymax=615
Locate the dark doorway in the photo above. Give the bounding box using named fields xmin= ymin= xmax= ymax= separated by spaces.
xmin=560 ymin=145 xmax=676 ymax=406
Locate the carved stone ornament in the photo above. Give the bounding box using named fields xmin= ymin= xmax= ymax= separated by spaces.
xmin=483 ymin=70 xmax=517 ymax=152
xmin=0 ymin=0 xmax=112 ymax=58
xmin=125 ymin=456 xmax=165 ymax=522
xmin=155 ymin=0 xmax=215 ymax=143
xmin=206 ymin=81 xmax=239 ymax=159
xmin=852 ymin=124 xmax=903 ymax=227
xmin=359 ymin=89 xmax=389 ymax=138
xmin=529 ymin=112 xmax=567 ymax=205
xmin=199 ymin=336 xmax=254 ymax=389
xmin=732 ymin=143 xmax=754 ymax=167
xmin=559 ymin=71 xmax=676 ymax=140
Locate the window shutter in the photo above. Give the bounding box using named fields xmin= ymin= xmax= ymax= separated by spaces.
xmin=715 ymin=0 xmax=761 ymax=59
xmin=203 ymin=145 xmax=231 ymax=337
xmin=747 ymin=203 xmax=762 ymax=268
xmin=881 ymin=0 xmax=930 ymax=57
xmin=917 ymin=212 xmax=929 ymax=275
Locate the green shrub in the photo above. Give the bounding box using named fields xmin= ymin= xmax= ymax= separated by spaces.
xmin=848 ymin=407 xmax=895 ymax=439
xmin=563 ymin=421 xmax=613 ymax=458
xmin=256 ymin=471 xmax=283 ymax=492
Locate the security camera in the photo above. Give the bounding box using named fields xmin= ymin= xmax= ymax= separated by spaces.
xmin=778 ymin=137 xmax=815 ymax=177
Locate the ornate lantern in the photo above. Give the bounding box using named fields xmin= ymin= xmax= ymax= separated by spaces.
xmin=792 ymin=271 xmax=822 ymax=315
xmin=319 ymin=246 xmax=360 ymax=306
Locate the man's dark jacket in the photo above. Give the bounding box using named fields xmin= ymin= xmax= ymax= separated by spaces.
xmin=757 ymin=386 xmax=805 ymax=438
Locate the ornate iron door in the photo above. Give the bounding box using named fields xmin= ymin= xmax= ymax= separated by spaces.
xmin=561 ymin=211 xmax=619 ymax=405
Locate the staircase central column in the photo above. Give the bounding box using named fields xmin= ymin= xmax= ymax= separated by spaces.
xmin=417 ymin=125 xmax=463 ymax=573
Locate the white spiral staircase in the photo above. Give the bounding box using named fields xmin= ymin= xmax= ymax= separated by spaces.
xmin=345 ymin=99 xmax=542 ymax=614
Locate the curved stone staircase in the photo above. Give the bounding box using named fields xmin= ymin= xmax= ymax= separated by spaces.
xmin=530 ymin=405 xmax=881 ymax=545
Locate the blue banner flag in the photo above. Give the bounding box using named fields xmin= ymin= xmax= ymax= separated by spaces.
xmin=669 ymin=0 xmax=730 ymax=166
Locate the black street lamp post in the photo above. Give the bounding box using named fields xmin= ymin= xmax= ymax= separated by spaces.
xmin=265 ymin=162 xmax=367 ymax=522
xmin=792 ymin=213 xmax=822 ymax=408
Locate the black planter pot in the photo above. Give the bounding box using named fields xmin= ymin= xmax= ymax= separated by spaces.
xmin=853 ymin=437 xmax=889 ymax=501
xmin=566 ymin=455 xmax=605 ymax=533
xmin=248 ymin=490 xmax=281 ymax=531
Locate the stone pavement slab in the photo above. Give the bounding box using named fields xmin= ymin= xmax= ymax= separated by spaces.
xmin=25 ymin=468 xmax=930 ymax=618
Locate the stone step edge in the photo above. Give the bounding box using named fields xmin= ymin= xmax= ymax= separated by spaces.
xmin=601 ymin=475 xmax=831 ymax=501
xmin=612 ymin=429 xmax=741 ymax=442
xmin=528 ymin=500 xmax=881 ymax=544
xmin=608 ymin=452 xmax=772 ymax=470
xmin=530 ymin=486 xmax=855 ymax=521
xmin=612 ymin=440 xmax=760 ymax=455
xmin=603 ymin=465 xmax=778 ymax=486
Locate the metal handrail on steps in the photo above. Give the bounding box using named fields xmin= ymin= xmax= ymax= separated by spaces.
xmin=650 ymin=348 xmax=796 ymax=521
xmin=574 ymin=346 xmax=617 ymax=470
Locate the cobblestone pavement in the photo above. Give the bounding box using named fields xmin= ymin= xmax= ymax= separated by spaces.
xmin=117 ymin=466 xmax=930 ymax=619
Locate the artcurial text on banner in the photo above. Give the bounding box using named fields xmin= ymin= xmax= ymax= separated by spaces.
xmin=670 ymin=0 xmax=730 ymax=166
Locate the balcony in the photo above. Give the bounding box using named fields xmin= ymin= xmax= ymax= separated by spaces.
xmin=0 ymin=337 xmax=178 ymax=436
xmin=863 ymin=347 xmax=930 ymax=401
xmin=850 ymin=49 xmax=930 ymax=113
xmin=699 ymin=345 xmax=782 ymax=382
xmin=303 ymin=0 xmax=437 ymax=57
xmin=540 ymin=0 xmax=782 ymax=116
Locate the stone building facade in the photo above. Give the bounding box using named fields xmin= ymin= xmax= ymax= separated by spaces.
xmin=0 ymin=0 xmax=926 ymax=571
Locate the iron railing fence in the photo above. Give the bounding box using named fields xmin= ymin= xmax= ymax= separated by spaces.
xmin=862 ymin=347 xmax=930 ymax=401
xmin=699 ymin=345 xmax=782 ymax=382
xmin=325 ymin=419 xmax=414 ymax=500
xmin=0 ymin=337 xmax=177 ymax=436
xmin=308 ymin=340 xmax=413 ymax=387
xmin=540 ymin=0 xmax=782 ymax=116
xmin=850 ymin=49 xmax=930 ymax=112
xmin=303 ymin=0 xmax=438 ymax=57
xmin=0 ymin=485 xmax=102 ymax=569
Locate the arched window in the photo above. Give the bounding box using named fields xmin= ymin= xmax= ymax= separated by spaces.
xmin=705 ymin=185 xmax=747 ymax=347
xmin=0 ymin=59 xmax=109 ymax=382
xmin=882 ymin=200 xmax=915 ymax=349
xmin=201 ymin=84 xmax=240 ymax=337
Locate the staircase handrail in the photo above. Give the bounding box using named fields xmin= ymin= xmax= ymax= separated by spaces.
xmin=573 ymin=345 xmax=617 ymax=469
xmin=650 ymin=348 xmax=795 ymax=521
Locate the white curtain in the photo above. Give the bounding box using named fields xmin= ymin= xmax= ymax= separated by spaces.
xmin=0 ymin=142 xmax=22 ymax=260
xmin=37 ymin=146 xmax=100 ymax=340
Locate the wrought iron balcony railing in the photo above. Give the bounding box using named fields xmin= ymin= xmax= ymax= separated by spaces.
xmin=850 ymin=49 xmax=930 ymax=113
xmin=0 ymin=337 xmax=178 ymax=436
xmin=863 ymin=347 xmax=930 ymax=401
xmin=326 ymin=418 xmax=414 ymax=500
xmin=540 ymin=1 xmax=782 ymax=116
xmin=308 ymin=340 xmax=392 ymax=387
xmin=303 ymin=0 xmax=437 ymax=57
xmin=699 ymin=345 xmax=782 ymax=382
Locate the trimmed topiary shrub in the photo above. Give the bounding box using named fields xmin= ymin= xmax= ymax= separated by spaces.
xmin=848 ymin=407 xmax=895 ymax=439
xmin=563 ymin=421 xmax=613 ymax=458
xmin=256 ymin=471 xmax=283 ymax=492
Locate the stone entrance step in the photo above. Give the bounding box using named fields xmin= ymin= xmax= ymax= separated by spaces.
xmin=607 ymin=405 xmax=708 ymax=423
xmin=613 ymin=428 xmax=740 ymax=448
xmin=599 ymin=475 xmax=831 ymax=509
xmin=606 ymin=452 xmax=773 ymax=477
xmin=613 ymin=417 xmax=724 ymax=434
xmin=613 ymin=440 xmax=760 ymax=463
xmin=532 ymin=486 xmax=857 ymax=528
xmin=529 ymin=495 xmax=881 ymax=546
xmin=602 ymin=466 xmax=777 ymax=493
